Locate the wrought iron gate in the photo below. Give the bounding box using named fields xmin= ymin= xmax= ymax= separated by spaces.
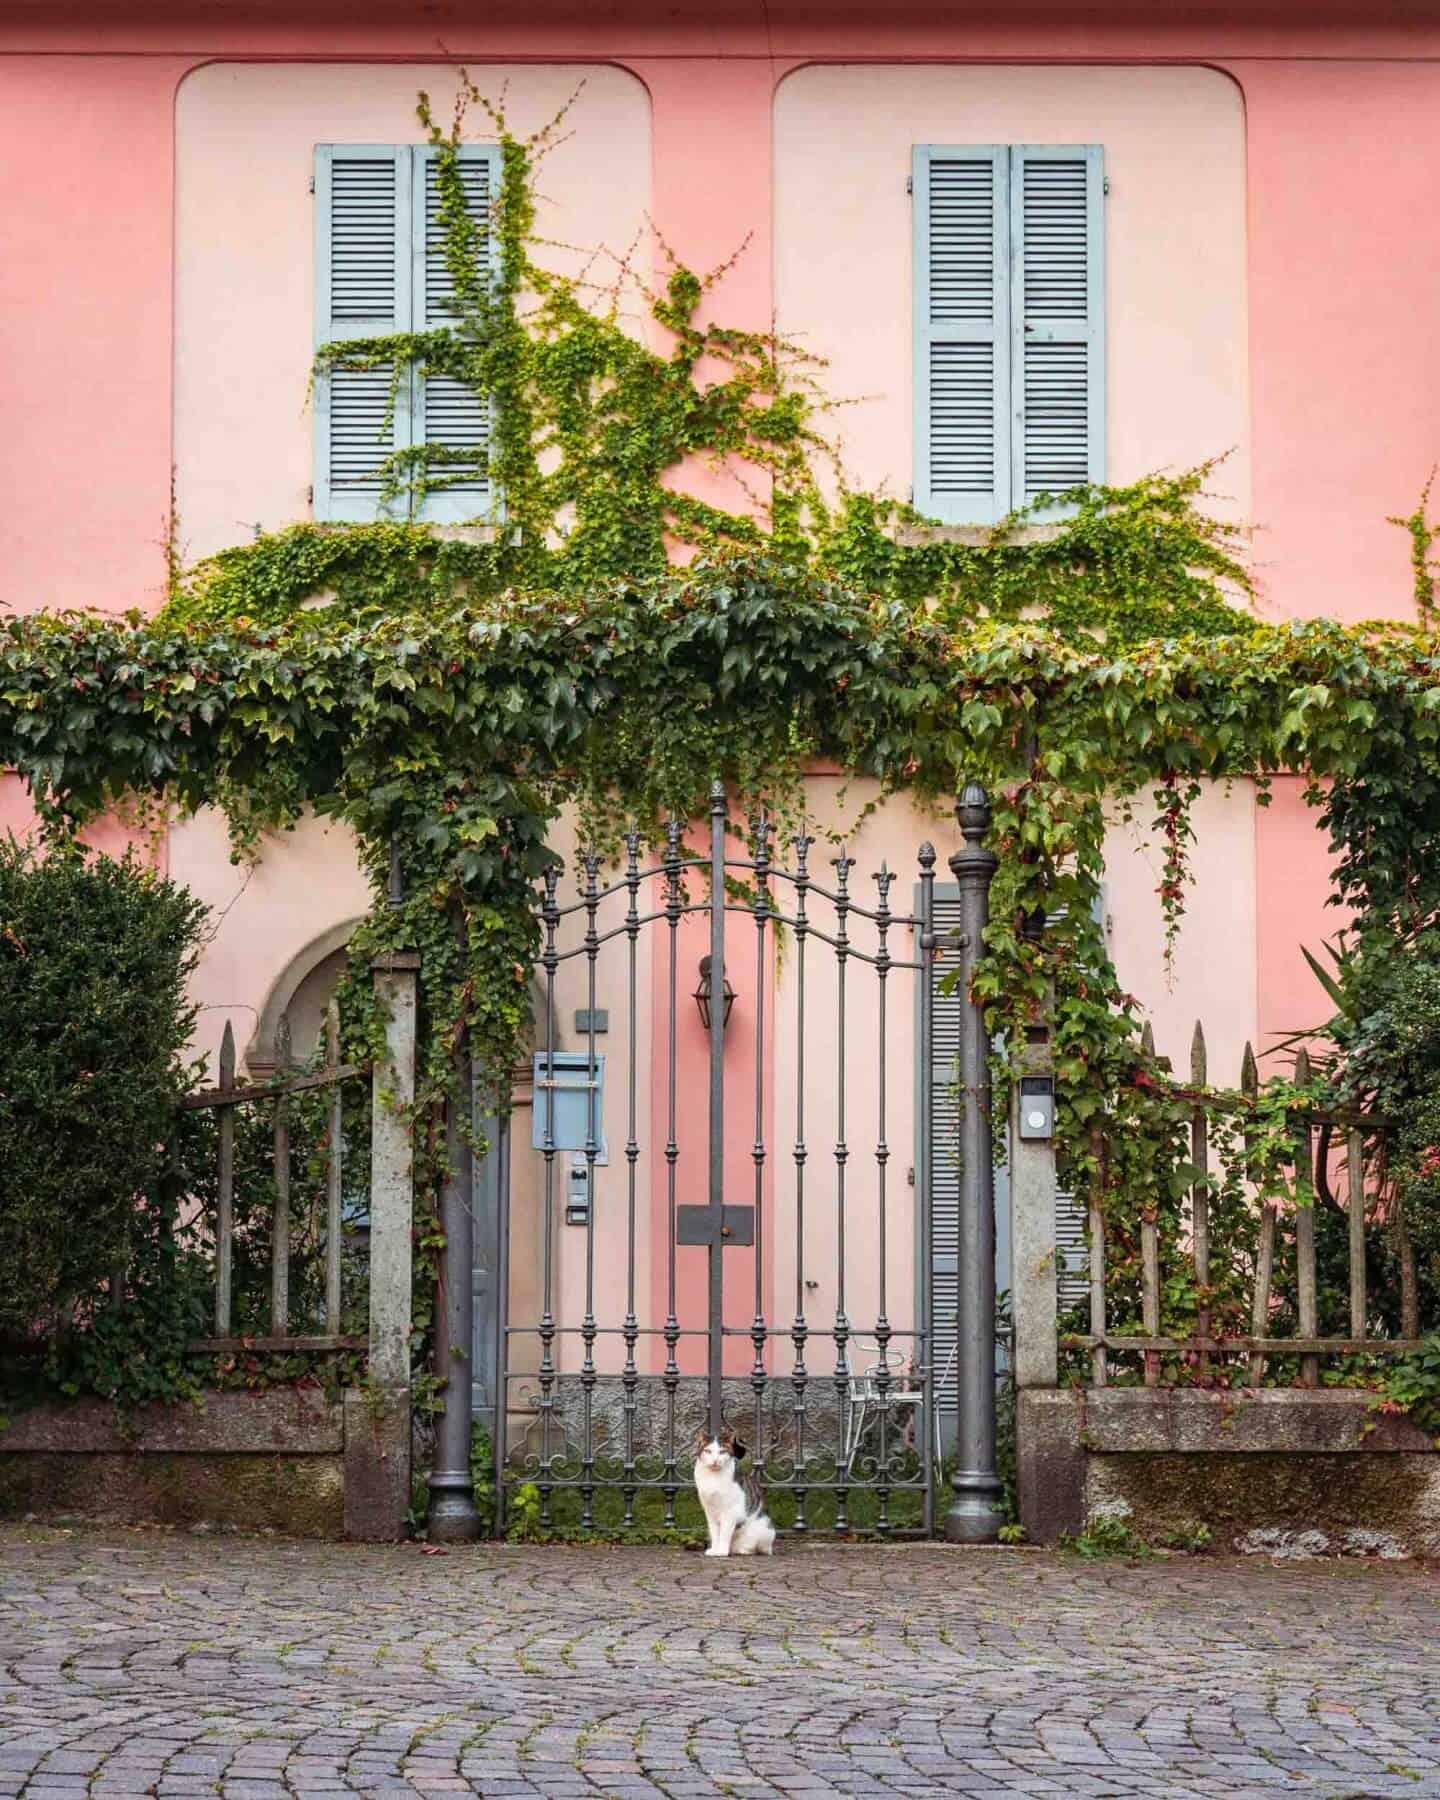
xmin=483 ymin=781 xmax=1000 ymax=1540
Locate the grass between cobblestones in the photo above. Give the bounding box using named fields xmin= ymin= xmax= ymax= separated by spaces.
xmin=500 ymin=1460 xmax=930 ymax=1541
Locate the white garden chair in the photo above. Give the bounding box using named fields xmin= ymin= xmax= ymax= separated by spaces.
xmin=840 ymin=1337 xmax=930 ymax=1475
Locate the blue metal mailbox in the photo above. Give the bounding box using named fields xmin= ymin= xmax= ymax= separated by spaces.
xmin=530 ymin=1050 xmax=606 ymax=1153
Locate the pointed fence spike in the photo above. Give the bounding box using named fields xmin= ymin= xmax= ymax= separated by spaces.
xmin=1140 ymin=1020 xmax=1156 ymax=1059
xmin=324 ymin=997 xmax=343 ymax=1334
xmin=216 ymin=1021 xmax=236 ymax=1336
xmin=1240 ymin=1040 xmax=1261 ymax=1188
xmin=1291 ymin=1042 xmax=1319 ymax=1386
xmin=1189 ymin=1018 xmax=1211 ymax=1371
xmin=1347 ymin=1126 xmax=1368 ymax=1341
xmin=271 ymin=1012 xmax=292 ymax=1336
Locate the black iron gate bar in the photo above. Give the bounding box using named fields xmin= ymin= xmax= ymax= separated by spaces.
xmin=496 ymin=783 xmax=942 ymax=1537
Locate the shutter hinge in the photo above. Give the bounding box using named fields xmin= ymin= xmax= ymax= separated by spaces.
xmin=905 ymin=174 xmax=913 ymax=195
xmin=1103 ymin=176 xmax=1111 ymax=195
xmin=306 ymin=484 xmax=314 ymax=506
xmin=309 ymin=175 xmax=316 ymax=194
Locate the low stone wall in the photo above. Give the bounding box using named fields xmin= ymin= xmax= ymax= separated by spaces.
xmin=0 ymin=1387 xmax=410 ymax=1541
xmin=1017 ymin=1388 xmax=1440 ymax=1555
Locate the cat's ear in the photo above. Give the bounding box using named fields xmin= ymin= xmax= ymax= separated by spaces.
xmin=730 ymin=1438 xmax=747 ymax=1462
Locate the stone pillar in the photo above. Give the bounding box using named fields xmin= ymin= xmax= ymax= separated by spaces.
xmin=368 ymin=951 xmax=419 ymax=1386
xmin=1007 ymin=1015 xmax=1079 ymax=1544
xmin=346 ymin=949 xmax=419 ymax=1541
xmin=1015 ymin=1391 xmax=1085 ymax=1545
xmin=1009 ymin=1023 xmax=1059 ymax=1391
xmin=344 ymin=1385 xmax=412 ymax=1542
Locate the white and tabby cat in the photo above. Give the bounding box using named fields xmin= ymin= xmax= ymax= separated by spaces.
xmin=693 ymin=1429 xmax=776 ymax=1557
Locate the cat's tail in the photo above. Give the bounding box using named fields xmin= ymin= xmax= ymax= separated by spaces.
xmin=733 ymin=1511 xmax=776 ymax=1556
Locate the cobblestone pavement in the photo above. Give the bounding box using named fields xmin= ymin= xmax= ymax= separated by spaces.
xmin=2 ymin=1528 xmax=1439 ymax=1799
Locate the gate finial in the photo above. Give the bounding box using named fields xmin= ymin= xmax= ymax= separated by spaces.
xmin=950 ymin=781 xmax=998 ymax=890
xmin=955 ymin=780 xmax=993 ymax=843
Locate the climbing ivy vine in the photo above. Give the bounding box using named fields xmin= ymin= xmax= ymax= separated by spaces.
xmin=5 ymin=76 xmax=1440 ymax=1376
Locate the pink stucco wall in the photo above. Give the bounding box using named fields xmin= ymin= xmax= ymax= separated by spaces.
xmin=0 ymin=57 xmax=187 ymax=615
xmin=5 ymin=5 xmax=1439 ymax=1115
xmin=1243 ymin=62 xmax=1440 ymax=625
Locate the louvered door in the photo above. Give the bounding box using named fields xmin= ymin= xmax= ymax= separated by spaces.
xmin=912 ymin=147 xmax=1010 ymax=525
xmin=412 ymin=147 xmax=496 ymax=523
xmin=1011 ymin=146 xmax=1105 ymax=505
xmin=924 ymin=887 xmax=967 ymax=1427
xmin=314 ymin=147 xmax=411 ymax=522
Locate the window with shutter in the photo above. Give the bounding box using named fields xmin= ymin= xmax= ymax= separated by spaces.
xmin=314 ymin=143 xmax=499 ymax=524
xmin=913 ymin=144 xmax=1103 ymax=525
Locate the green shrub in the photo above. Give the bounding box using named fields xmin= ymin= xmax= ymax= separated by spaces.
xmin=0 ymin=838 xmax=208 ymax=1338
xmin=1373 ymin=1334 xmax=1440 ymax=1437
xmin=1061 ymin=1512 xmax=1155 ymax=1560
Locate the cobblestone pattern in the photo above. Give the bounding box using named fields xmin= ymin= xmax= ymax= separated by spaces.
xmin=2 ymin=1526 xmax=1438 ymax=1798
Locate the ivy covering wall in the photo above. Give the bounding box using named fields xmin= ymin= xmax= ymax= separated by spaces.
xmin=5 ymin=78 xmax=1440 ymax=1381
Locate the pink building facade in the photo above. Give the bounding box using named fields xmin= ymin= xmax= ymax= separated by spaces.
xmin=2 ymin=5 xmax=1437 ymax=1357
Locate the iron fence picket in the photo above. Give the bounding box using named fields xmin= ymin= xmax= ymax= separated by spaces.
xmin=488 ymin=788 xmax=999 ymax=1539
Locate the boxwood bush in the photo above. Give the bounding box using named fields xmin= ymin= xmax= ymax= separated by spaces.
xmin=0 ymin=838 xmax=207 ymax=1340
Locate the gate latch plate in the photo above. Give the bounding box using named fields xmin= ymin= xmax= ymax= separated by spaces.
xmin=676 ymin=1204 xmax=755 ymax=1247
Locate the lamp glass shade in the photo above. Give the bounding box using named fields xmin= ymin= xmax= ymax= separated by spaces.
xmin=694 ymin=954 xmax=736 ymax=1030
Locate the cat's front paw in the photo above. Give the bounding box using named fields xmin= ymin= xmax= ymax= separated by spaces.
xmin=703 ymin=1547 xmax=728 ymax=1557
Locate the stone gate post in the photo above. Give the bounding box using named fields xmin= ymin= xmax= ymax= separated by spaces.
xmin=1007 ymin=979 xmax=1087 ymax=1545
xmin=344 ymin=947 xmax=419 ymax=1540
xmin=1009 ymin=1020 xmax=1059 ymax=1391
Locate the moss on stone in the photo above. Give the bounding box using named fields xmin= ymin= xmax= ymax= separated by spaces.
xmin=1088 ymin=1452 xmax=1440 ymax=1555
xmin=0 ymin=1453 xmax=345 ymax=1537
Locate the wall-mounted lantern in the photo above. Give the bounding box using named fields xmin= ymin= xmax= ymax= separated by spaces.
xmin=693 ymin=954 xmax=736 ymax=1032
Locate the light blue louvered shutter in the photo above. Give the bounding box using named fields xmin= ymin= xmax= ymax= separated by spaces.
xmin=313 ymin=146 xmax=412 ymax=522
xmin=912 ymin=146 xmax=1009 ymax=526
xmin=412 ymin=145 xmax=499 ymax=524
xmin=922 ymin=885 xmax=967 ymax=1437
xmin=1010 ymin=145 xmax=1105 ymax=507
